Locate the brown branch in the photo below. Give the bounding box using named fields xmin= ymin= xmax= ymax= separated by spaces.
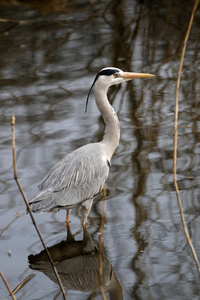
xmin=173 ymin=0 xmax=200 ymax=273
xmin=11 ymin=114 xmax=67 ymax=299
xmin=0 ymin=270 xmax=16 ymax=300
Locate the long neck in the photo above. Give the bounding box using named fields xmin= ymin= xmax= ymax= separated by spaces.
xmin=94 ymin=82 xmax=120 ymax=160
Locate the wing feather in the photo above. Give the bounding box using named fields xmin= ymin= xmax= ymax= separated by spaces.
xmin=29 ymin=143 xmax=110 ymax=212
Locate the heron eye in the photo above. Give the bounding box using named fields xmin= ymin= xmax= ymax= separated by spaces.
xmin=113 ymin=73 xmax=119 ymax=78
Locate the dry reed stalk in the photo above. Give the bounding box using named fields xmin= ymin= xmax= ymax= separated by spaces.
xmin=11 ymin=114 xmax=67 ymax=299
xmin=98 ymin=184 xmax=107 ymax=300
xmin=173 ymin=0 xmax=200 ymax=273
xmin=12 ymin=274 xmax=35 ymax=295
xmin=0 ymin=270 xmax=16 ymax=300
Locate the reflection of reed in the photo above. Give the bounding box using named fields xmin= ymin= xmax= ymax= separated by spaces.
xmin=98 ymin=184 xmax=107 ymax=299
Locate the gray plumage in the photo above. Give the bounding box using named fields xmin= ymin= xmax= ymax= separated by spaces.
xmin=29 ymin=67 xmax=153 ymax=225
xmin=30 ymin=143 xmax=109 ymax=212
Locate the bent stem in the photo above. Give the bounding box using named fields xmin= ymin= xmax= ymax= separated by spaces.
xmin=173 ymin=0 xmax=200 ymax=273
xmin=11 ymin=114 xmax=67 ymax=299
xmin=11 ymin=274 xmax=35 ymax=295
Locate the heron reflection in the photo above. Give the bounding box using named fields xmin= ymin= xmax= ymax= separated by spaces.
xmin=28 ymin=226 xmax=123 ymax=299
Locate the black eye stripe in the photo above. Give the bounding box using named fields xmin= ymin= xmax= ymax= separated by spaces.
xmin=92 ymin=68 xmax=120 ymax=86
xmin=85 ymin=68 xmax=121 ymax=113
xmin=98 ymin=68 xmax=120 ymax=77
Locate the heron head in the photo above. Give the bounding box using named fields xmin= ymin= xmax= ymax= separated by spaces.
xmin=85 ymin=67 xmax=154 ymax=112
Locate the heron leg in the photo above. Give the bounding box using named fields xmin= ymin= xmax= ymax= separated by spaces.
xmin=103 ymin=183 xmax=107 ymax=199
xmin=81 ymin=199 xmax=93 ymax=227
xmin=66 ymin=209 xmax=71 ymax=224
xmin=82 ymin=218 xmax=87 ymax=228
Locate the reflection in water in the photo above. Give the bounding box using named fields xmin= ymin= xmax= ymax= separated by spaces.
xmin=28 ymin=226 xmax=123 ymax=299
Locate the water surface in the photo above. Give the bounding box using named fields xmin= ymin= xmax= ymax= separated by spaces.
xmin=1 ymin=1 xmax=200 ymax=299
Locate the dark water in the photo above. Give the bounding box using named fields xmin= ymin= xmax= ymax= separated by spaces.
xmin=1 ymin=1 xmax=200 ymax=299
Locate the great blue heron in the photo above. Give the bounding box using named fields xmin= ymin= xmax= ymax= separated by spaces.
xmin=29 ymin=67 xmax=154 ymax=226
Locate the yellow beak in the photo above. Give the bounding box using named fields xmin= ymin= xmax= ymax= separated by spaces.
xmin=120 ymin=72 xmax=155 ymax=79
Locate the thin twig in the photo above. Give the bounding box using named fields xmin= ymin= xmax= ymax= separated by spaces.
xmin=11 ymin=114 xmax=67 ymax=299
xmin=0 ymin=270 xmax=16 ymax=300
xmin=98 ymin=184 xmax=107 ymax=300
xmin=12 ymin=274 xmax=35 ymax=295
xmin=0 ymin=18 xmax=27 ymax=24
xmin=173 ymin=0 xmax=200 ymax=273
xmin=0 ymin=212 xmax=25 ymax=238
